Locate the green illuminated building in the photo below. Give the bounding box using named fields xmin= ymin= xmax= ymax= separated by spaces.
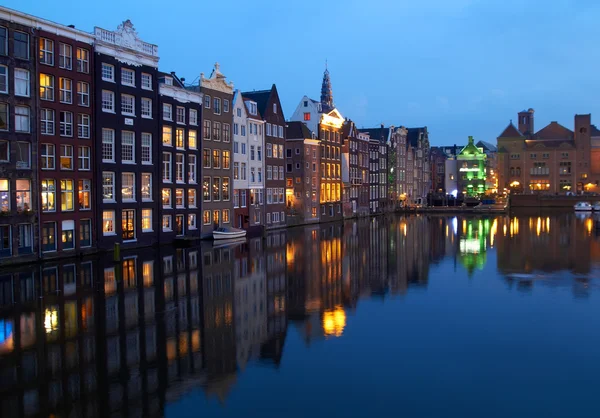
xmin=457 ymin=136 xmax=487 ymax=196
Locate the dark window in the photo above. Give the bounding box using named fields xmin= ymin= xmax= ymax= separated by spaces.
xmin=41 ymin=222 xmax=56 ymax=252
xmin=286 ymin=149 xmax=292 ymax=158
xmin=79 ymin=262 xmax=93 ymax=287
xmin=0 ymin=225 xmax=10 ymax=257
xmin=17 ymin=224 xmax=32 ymax=254
xmin=14 ymin=31 xmax=29 ymax=60
xmin=80 ymin=219 xmax=91 ymax=247
xmin=0 ymin=27 xmax=6 ymax=56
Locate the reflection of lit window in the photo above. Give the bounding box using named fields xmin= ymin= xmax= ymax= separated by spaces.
xmin=44 ymin=307 xmax=59 ymax=335
xmin=322 ymin=306 xmax=346 ymax=337
xmin=104 ymin=268 xmax=116 ymax=295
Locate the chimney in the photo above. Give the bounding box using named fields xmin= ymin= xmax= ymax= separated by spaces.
xmin=68 ymin=24 xmax=75 ymax=28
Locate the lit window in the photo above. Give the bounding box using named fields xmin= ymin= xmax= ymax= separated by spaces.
xmin=162 ymin=215 xmax=172 ymax=231
xmin=176 ymin=188 xmax=184 ymax=208
xmin=60 ymin=179 xmax=74 ymax=211
xmin=102 ymin=172 xmax=115 ymax=202
xmin=78 ymin=179 xmax=91 ymax=210
xmin=188 ymin=130 xmax=197 ymax=149
xmin=162 ymin=126 xmax=172 ymax=146
xmin=41 ymin=179 xmax=56 ymax=212
xmin=142 ymin=209 xmax=153 ymax=232
xmin=76 ymin=48 xmax=89 ymax=73
xmin=188 ymin=189 xmax=196 ymax=208
xmin=141 ymin=173 xmax=152 ymax=201
xmin=188 ymin=214 xmax=197 ymax=229
xmin=40 ymin=73 xmax=54 ymax=100
xmin=162 ymin=188 xmax=171 ymax=208
xmin=15 ymin=179 xmax=30 ymax=212
xmin=122 ymin=173 xmax=135 ymax=202
xmin=203 ymin=210 xmax=211 ymax=225
xmin=60 ymin=145 xmax=73 ymax=170
xmin=103 ymin=211 xmax=115 ymax=235
xmin=176 ymin=128 xmax=185 ymax=148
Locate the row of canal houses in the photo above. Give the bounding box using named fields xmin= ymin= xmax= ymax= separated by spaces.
xmin=0 ymin=6 xmax=431 ymax=265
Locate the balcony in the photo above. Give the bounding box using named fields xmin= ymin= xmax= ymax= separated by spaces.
xmin=95 ymin=27 xmax=159 ymax=57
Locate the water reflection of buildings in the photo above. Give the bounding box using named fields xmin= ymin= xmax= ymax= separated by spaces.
xmin=4 ymin=214 xmax=563 ymax=415
xmin=495 ymin=213 xmax=600 ymax=275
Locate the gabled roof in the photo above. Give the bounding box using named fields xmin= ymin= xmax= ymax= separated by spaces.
xmin=240 ymin=87 xmax=272 ymax=117
xmin=533 ymin=122 xmax=573 ymax=141
xmin=498 ymin=122 xmax=523 ymax=138
xmin=476 ymin=140 xmax=497 ymax=152
xmin=286 ymin=121 xmax=313 ymax=140
xmin=242 ymin=96 xmax=262 ymax=120
xmin=407 ymin=127 xmax=427 ymax=147
xmin=591 ymin=125 xmax=600 ymax=137
xmin=358 ymin=127 xmax=388 ymax=144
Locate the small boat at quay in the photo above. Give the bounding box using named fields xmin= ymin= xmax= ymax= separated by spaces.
xmin=574 ymin=202 xmax=592 ymax=211
xmin=212 ymin=227 xmax=247 ymax=240
xmin=592 ymin=203 xmax=600 ymax=211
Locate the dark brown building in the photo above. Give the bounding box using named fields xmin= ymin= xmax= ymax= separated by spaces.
xmin=430 ymin=146 xmax=448 ymax=194
xmin=0 ymin=10 xmax=38 ymax=264
xmin=158 ymin=72 xmax=203 ymax=242
xmin=93 ymin=21 xmax=160 ymax=250
xmin=285 ymin=121 xmax=320 ymax=225
xmin=242 ymin=85 xmax=287 ymax=229
xmin=37 ymin=25 xmax=95 ymax=257
xmin=188 ymin=63 xmax=234 ymax=238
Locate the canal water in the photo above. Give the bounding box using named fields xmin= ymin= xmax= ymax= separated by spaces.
xmin=1 ymin=213 xmax=600 ymax=418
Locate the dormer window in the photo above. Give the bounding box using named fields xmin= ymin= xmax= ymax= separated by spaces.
xmin=165 ymin=77 xmax=173 ymax=86
xmin=250 ymin=102 xmax=257 ymax=115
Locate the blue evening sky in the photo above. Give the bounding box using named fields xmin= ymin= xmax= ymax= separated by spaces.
xmin=8 ymin=0 xmax=600 ymax=145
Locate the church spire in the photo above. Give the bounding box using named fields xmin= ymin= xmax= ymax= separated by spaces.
xmin=320 ymin=62 xmax=334 ymax=113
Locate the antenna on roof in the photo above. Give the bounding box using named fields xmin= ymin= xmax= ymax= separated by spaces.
xmin=325 ymin=59 xmax=327 ymax=70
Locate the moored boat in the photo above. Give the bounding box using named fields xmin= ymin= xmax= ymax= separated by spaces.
xmin=574 ymin=201 xmax=592 ymax=211
xmin=592 ymin=203 xmax=600 ymax=211
xmin=212 ymin=227 xmax=247 ymax=240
